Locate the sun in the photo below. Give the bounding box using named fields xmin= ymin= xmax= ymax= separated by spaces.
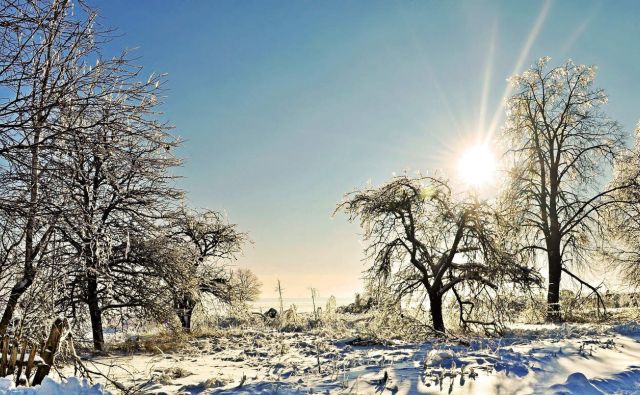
xmin=457 ymin=144 xmax=497 ymax=188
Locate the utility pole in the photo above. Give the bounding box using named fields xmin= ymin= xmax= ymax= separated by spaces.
xmin=276 ymin=280 xmax=284 ymax=315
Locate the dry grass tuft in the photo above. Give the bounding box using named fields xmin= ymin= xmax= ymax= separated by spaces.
xmin=108 ymin=331 xmax=192 ymax=354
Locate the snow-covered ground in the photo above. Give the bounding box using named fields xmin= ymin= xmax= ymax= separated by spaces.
xmin=0 ymin=377 xmax=109 ymax=395
xmin=52 ymin=320 xmax=640 ymax=394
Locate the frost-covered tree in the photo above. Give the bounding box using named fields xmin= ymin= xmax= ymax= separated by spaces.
xmin=0 ymin=0 xmax=252 ymax=347
xmin=229 ymin=268 xmax=262 ymax=306
xmin=167 ymin=208 xmax=246 ymax=330
xmin=51 ymin=66 xmax=182 ymax=350
xmin=0 ymin=0 xmax=119 ymax=333
xmin=502 ymin=58 xmax=629 ymax=322
xmin=602 ymin=126 xmax=640 ymax=288
xmin=337 ymin=176 xmax=538 ymax=333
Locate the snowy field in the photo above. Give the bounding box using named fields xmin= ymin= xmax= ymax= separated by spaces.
xmin=22 ymin=320 xmax=637 ymax=395
xmin=251 ymin=298 xmax=354 ymax=314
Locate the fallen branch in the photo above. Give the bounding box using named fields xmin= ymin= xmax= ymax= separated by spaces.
xmin=562 ymin=266 xmax=608 ymax=320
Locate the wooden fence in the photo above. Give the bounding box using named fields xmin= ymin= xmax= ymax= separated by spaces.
xmin=0 ymin=318 xmax=67 ymax=387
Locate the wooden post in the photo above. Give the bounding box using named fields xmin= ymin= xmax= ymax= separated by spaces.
xmin=0 ymin=336 xmax=8 ymax=376
xmin=8 ymin=340 xmax=18 ymax=372
xmin=32 ymin=318 xmax=68 ymax=386
xmin=24 ymin=344 xmax=37 ymax=385
xmin=15 ymin=341 xmax=27 ymax=385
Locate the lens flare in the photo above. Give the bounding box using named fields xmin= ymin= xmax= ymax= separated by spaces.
xmin=457 ymin=145 xmax=497 ymax=187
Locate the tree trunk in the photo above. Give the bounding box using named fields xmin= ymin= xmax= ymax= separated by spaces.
xmin=429 ymin=291 xmax=446 ymax=333
xmin=0 ymin=127 xmax=41 ymax=335
xmin=86 ymin=271 xmax=104 ymax=351
xmin=546 ymin=235 xmax=563 ymax=322
xmin=174 ymin=295 xmax=195 ymax=331
xmin=546 ymin=160 xmax=563 ymax=323
xmin=0 ymin=274 xmax=35 ymax=334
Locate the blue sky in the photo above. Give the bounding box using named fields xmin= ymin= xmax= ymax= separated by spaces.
xmin=89 ymin=0 xmax=640 ymax=298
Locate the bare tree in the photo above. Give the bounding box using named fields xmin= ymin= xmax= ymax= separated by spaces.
xmin=502 ymin=57 xmax=630 ymax=322
xmin=229 ymin=268 xmax=262 ymax=306
xmin=601 ymin=126 xmax=640 ymax=289
xmin=0 ymin=1 xmax=250 ymax=348
xmin=0 ymin=0 xmax=110 ymax=333
xmin=167 ymin=208 xmax=246 ymax=331
xmin=51 ymin=63 xmax=182 ymax=350
xmin=337 ymin=175 xmax=538 ymax=333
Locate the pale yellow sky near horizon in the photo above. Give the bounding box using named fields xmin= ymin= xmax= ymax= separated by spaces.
xmin=235 ymin=219 xmax=366 ymax=299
